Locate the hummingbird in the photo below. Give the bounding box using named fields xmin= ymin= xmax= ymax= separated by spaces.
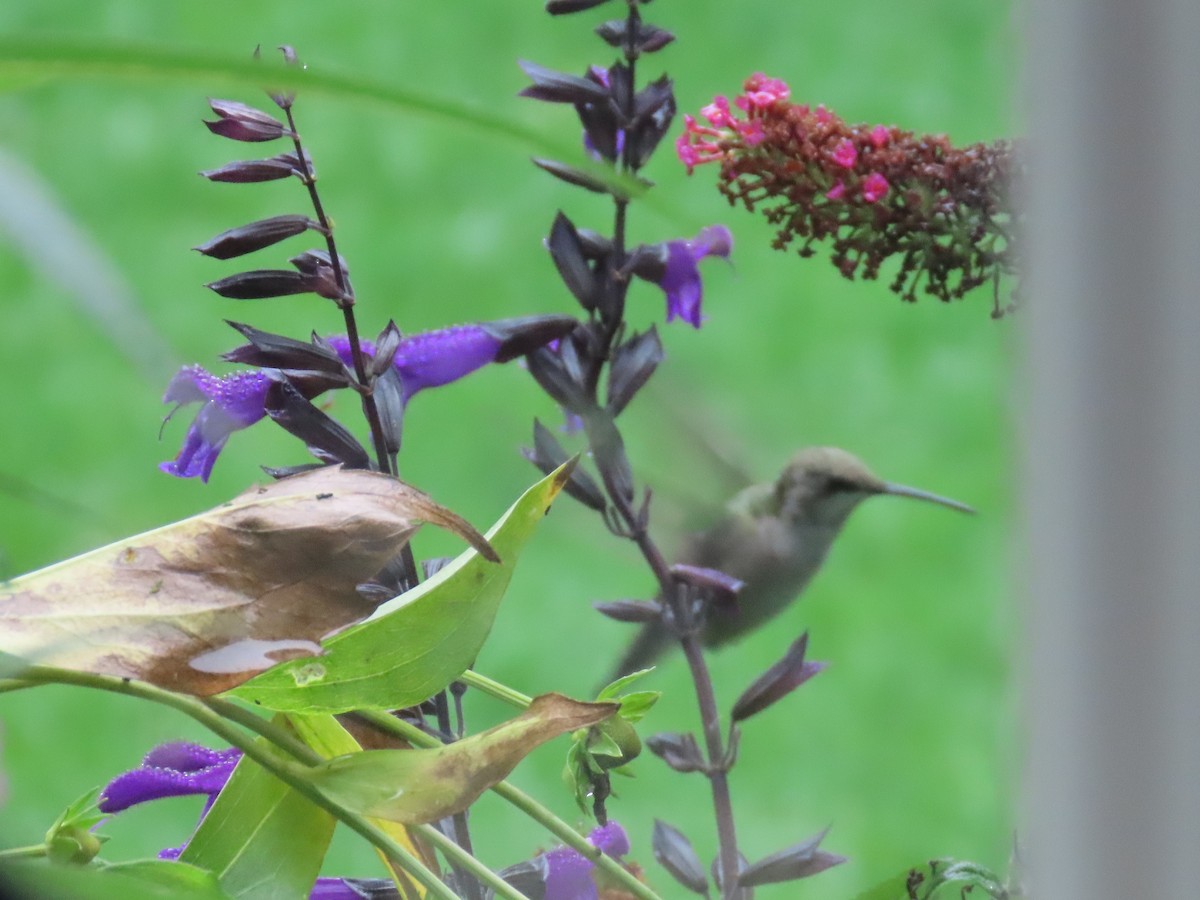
xmin=609 ymin=446 xmax=974 ymax=679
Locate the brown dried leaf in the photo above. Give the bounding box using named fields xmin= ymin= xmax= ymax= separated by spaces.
xmin=311 ymin=694 xmax=617 ymax=824
xmin=0 ymin=467 xmax=496 ymax=695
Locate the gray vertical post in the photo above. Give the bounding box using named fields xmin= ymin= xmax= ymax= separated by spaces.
xmin=1024 ymin=0 xmax=1200 ymax=897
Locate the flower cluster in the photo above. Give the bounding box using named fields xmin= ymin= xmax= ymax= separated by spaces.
xmin=161 ymin=316 xmax=573 ymax=481
xmin=679 ymin=73 xmax=1020 ymax=314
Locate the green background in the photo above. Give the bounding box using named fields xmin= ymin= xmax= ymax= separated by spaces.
xmin=0 ymin=0 xmax=1019 ymax=896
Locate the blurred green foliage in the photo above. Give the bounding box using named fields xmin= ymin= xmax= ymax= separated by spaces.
xmin=0 ymin=0 xmax=1018 ymax=896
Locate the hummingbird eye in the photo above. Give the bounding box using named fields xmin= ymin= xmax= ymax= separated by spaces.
xmin=824 ymin=476 xmax=858 ymax=494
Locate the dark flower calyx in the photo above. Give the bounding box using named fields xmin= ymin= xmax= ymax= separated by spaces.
xmin=206 ymin=270 xmax=312 ymax=300
xmin=547 ymin=212 xmax=599 ymax=310
xmin=523 ymin=419 xmax=607 ymax=511
xmin=518 ymin=60 xmax=612 ymax=105
xmin=204 ymin=99 xmax=292 ymax=142
xmin=593 ymin=599 xmax=662 ymax=623
xmin=547 ymin=0 xmax=612 ymax=13
xmin=595 ymin=20 xmax=676 ymax=53
xmin=221 ymin=320 xmax=352 ymax=381
xmin=607 ymin=326 xmax=663 ymax=417
xmin=290 ymin=249 xmax=352 ymax=301
xmin=195 ymin=214 xmax=319 ymax=260
xmin=479 ymin=314 xmax=579 ymax=362
xmin=653 ymin=820 xmax=710 ymax=895
xmin=200 ymin=151 xmax=313 ymax=183
xmin=263 ymin=379 xmax=372 ymax=469
xmin=731 ymin=632 xmax=826 ymax=723
xmin=738 ymin=828 xmax=846 ymax=887
xmin=533 ymin=158 xmax=621 ymax=197
xmin=645 ymin=731 xmax=704 ymax=773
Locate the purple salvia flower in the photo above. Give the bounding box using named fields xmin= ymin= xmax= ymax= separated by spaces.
xmin=656 ymin=225 xmax=733 ymax=328
xmin=536 ymin=821 xmax=632 ymax=900
xmin=394 ymin=325 xmax=503 ymax=403
xmin=309 ymin=878 xmax=401 ymax=898
xmin=98 ymin=742 xmax=242 ymax=813
xmin=328 ymin=326 xmax=503 ymax=404
xmin=159 ymin=366 xmax=273 ymax=481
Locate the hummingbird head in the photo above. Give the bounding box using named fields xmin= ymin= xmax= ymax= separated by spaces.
xmin=775 ymin=446 xmax=975 ymax=527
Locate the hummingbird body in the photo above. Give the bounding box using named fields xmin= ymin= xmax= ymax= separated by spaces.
xmin=610 ymin=447 xmax=972 ymax=679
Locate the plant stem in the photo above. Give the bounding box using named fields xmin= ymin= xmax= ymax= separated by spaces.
xmin=0 ymin=844 xmax=48 ymax=861
xmin=3 ymin=669 xmax=457 ymax=899
xmin=459 ymin=670 xmax=532 ymax=708
xmin=355 ymin=709 xmax=663 ymax=900
xmin=414 ymin=824 xmax=528 ymax=900
xmin=201 ymin=696 xmax=322 ymax=765
xmin=282 ymin=105 xmax=394 ymax=480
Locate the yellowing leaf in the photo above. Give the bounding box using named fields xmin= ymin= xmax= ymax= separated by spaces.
xmin=0 ymin=467 xmax=494 ymax=695
xmin=230 ymin=463 xmax=573 ymax=713
xmin=289 ymin=713 xmax=431 ymax=898
xmin=310 ymin=694 xmax=617 ymax=824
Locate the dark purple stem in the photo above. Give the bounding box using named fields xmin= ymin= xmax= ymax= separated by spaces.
xmin=591 ymin=4 xmax=743 ymax=896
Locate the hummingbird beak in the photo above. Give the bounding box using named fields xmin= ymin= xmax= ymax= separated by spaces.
xmin=880 ymin=482 xmax=975 ymax=514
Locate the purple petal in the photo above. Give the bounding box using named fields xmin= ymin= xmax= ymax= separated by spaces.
xmin=160 ymin=367 xmax=272 ymax=482
xmin=589 ymin=821 xmax=630 ymax=858
xmin=394 ymin=325 xmax=502 ymax=402
xmin=141 ymin=742 xmax=239 ymax=772
xmin=98 ymin=745 xmax=240 ymax=813
xmin=544 ymin=845 xmax=598 ymax=900
xmin=657 ymin=225 xmax=733 ymax=329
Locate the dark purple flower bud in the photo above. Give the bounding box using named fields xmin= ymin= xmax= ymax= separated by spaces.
xmin=207 ymin=269 xmax=314 ymax=300
xmin=731 ymin=632 xmax=827 ymax=723
xmin=632 ymin=226 xmax=733 ymax=328
xmin=204 ymin=99 xmax=291 ymax=142
xmin=533 ymin=158 xmax=619 ymax=197
xmin=222 ymin=321 xmax=352 ymax=382
xmin=547 ymin=212 xmax=599 ymax=310
xmin=370 ymin=321 xmax=404 ymax=377
xmin=290 ymin=249 xmax=351 ymax=302
xmin=523 ymin=419 xmax=607 ymax=511
xmin=195 ymin=215 xmax=318 ymax=260
xmin=479 ymin=315 xmax=579 ymax=362
xmin=595 ymin=20 xmax=676 ymax=53
xmin=546 ymin=0 xmax=612 ymax=13
xmin=607 ymin=327 xmax=663 ymax=417
xmin=652 ymin=820 xmax=709 ymax=895
xmin=739 ymin=828 xmax=846 ymax=887
xmin=627 ymin=76 xmax=676 ymax=168
xmin=518 ymin=60 xmax=611 ymax=105
xmin=99 ymin=742 xmax=241 ymax=813
xmin=200 ymin=151 xmax=311 ymax=184
xmin=645 ymin=731 xmax=705 ymax=773
xmin=671 ymin=563 xmax=744 ymax=602
xmin=593 ymin=599 xmax=662 ymax=624
xmin=159 ymin=366 xmax=273 ymax=481
xmin=263 ymin=380 xmax=372 ymax=469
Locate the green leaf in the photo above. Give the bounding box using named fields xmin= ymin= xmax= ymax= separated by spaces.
xmin=3 ymin=859 xmax=233 ymax=899
xmin=287 ymin=713 xmax=433 ymax=899
xmin=310 ymin=693 xmax=615 ymax=825
xmin=179 ymin=743 xmax=334 ymax=900
xmin=615 ymin=690 xmax=660 ymax=723
xmin=230 ymin=465 xmax=574 ymax=713
xmin=853 ymin=858 xmax=1008 ymax=900
xmin=596 ymin=667 xmax=655 ymax=702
